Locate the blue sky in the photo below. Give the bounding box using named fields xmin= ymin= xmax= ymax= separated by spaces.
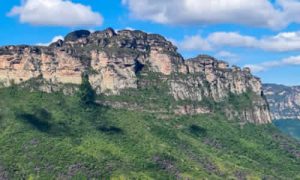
xmin=1 ymin=0 xmax=300 ymax=85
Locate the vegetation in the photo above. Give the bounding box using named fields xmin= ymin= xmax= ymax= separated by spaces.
xmin=101 ymin=71 xmax=175 ymax=111
xmin=77 ymin=74 xmax=96 ymax=107
xmin=0 ymin=85 xmax=299 ymax=179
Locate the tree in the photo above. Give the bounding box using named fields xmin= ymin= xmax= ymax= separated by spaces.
xmin=9 ymin=80 xmax=18 ymax=96
xmin=78 ymin=73 xmax=96 ymax=106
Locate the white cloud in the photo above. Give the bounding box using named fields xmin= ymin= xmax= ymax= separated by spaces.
xmin=215 ymin=51 xmax=240 ymax=64
xmin=282 ymin=56 xmax=300 ymax=65
xmin=244 ymin=55 xmax=300 ymax=73
xmin=36 ymin=35 xmax=64 ymax=46
xmin=115 ymin=27 xmax=135 ymax=33
xmin=259 ymin=32 xmax=300 ymax=52
xmin=179 ymin=35 xmax=212 ymax=51
xmin=122 ymin=0 xmax=300 ymax=29
xmin=178 ymin=31 xmax=300 ymax=52
xmin=124 ymin=27 xmax=135 ymax=31
xmin=8 ymin=0 xmax=103 ymax=27
xmin=208 ymin=32 xmax=257 ymax=48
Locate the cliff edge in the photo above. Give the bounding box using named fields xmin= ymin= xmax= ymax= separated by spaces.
xmin=0 ymin=28 xmax=271 ymax=124
xmin=264 ymin=84 xmax=300 ymax=120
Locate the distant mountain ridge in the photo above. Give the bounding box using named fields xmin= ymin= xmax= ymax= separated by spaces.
xmin=263 ymin=84 xmax=300 ymax=120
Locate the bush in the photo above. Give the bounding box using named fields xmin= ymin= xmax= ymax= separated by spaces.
xmin=78 ymin=74 xmax=96 ymax=106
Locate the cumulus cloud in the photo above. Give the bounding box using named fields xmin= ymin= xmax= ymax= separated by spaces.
xmin=178 ymin=31 xmax=300 ymax=52
xmin=124 ymin=27 xmax=135 ymax=31
xmin=36 ymin=35 xmax=64 ymax=46
xmin=122 ymin=0 xmax=300 ymax=29
xmin=179 ymin=35 xmax=212 ymax=51
xmin=244 ymin=55 xmax=300 ymax=73
xmin=215 ymin=51 xmax=240 ymax=64
xmin=8 ymin=0 xmax=103 ymax=27
xmin=259 ymin=32 xmax=300 ymax=52
xmin=115 ymin=27 xmax=135 ymax=33
xmin=207 ymin=32 xmax=257 ymax=48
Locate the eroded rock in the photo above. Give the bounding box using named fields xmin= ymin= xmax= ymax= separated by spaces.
xmin=0 ymin=28 xmax=272 ymax=124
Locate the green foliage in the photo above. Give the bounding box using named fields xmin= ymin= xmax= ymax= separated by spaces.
xmin=16 ymin=108 xmax=52 ymax=132
xmin=8 ymin=80 xmax=18 ymax=96
xmin=189 ymin=124 xmax=207 ymax=137
xmin=102 ymin=72 xmax=175 ymax=111
xmin=227 ymin=91 xmax=254 ymax=111
xmin=77 ymin=74 xmax=96 ymax=106
xmin=0 ymin=86 xmax=299 ymax=179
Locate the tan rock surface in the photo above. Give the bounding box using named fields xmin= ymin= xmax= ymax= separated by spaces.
xmin=0 ymin=28 xmax=272 ymax=124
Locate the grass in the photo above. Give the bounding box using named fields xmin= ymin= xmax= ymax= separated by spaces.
xmin=0 ymin=86 xmax=299 ymax=179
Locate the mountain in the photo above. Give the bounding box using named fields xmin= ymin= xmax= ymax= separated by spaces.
xmin=0 ymin=28 xmax=271 ymax=124
xmin=0 ymin=28 xmax=299 ymax=179
xmin=274 ymin=119 xmax=300 ymax=140
xmin=264 ymin=84 xmax=300 ymax=120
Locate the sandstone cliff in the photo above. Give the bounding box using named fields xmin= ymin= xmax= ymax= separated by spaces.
xmin=264 ymin=84 xmax=300 ymax=120
xmin=0 ymin=28 xmax=271 ymax=124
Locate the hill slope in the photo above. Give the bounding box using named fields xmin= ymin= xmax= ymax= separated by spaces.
xmin=0 ymin=28 xmax=298 ymax=179
xmin=0 ymin=87 xmax=299 ymax=179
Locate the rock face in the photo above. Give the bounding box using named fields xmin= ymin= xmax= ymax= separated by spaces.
xmin=172 ymin=55 xmax=262 ymax=102
xmin=264 ymin=84 xmax=300 ymax=120
xmin=0 ymin=28 xmax=271 ymax=124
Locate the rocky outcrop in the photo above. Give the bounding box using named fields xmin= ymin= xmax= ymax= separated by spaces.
xmin=264 ymin=84 xmax=300 ymax=120
xmin=0 ymin=46 xmax=84 ymax=87
xmin=171 ymin=55 xmax=262 ymax=102
xmin=174 ymin=105 xmax=211 ymax=115
xmin=0 ymin=28 xmax=272 ymax=124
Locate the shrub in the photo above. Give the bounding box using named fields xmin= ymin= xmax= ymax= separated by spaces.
xmin=78 ymin=73 xmax=96 ymax=107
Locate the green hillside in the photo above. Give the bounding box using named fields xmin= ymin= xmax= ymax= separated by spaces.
xmin=0 ymin=86 xmax=299 ymax=179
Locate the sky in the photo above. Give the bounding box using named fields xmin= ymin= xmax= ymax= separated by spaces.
xmin=1 ymin=0 xmax=300 ymax=86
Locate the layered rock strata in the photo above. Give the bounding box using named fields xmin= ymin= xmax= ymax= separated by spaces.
xmin=264 ymin=84 xmax=300 ymax=120
xmin=0 ymin=28 xmax=272 ymax=124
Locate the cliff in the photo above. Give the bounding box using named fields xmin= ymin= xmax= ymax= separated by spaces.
xmin=0 ymin=28 xmax=271 ymax=124
xmin=264 ymin=84 xmax=300 ymax=120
